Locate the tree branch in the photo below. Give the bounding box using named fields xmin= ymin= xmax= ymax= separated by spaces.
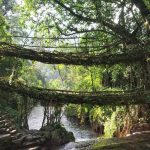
xmin=131 ymin=0 xmax=150 ymax=19
xmin=53 ymin=0 xmax=138 ymax=43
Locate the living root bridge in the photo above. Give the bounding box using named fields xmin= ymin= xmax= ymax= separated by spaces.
xmin=0 ymin=78 xmax=150 ymax=106
xmin=0 ymin=42 xmax=149 ymax=66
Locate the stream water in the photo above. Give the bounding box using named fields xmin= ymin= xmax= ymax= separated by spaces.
xmin=28 ymin=104 xmax=98 ymax=150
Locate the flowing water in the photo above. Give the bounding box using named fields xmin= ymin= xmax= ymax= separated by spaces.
xmin=28 ymin=104 xmax=98 ymax=150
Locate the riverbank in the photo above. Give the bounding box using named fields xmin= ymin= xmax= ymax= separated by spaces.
xmin=28 ymin=105 xmax=98 ymax=141
xmin=28 ymin=104 xmax=150 ymax=150
xmin=49 ymin=131 xmax=150 ymax=150
xmin=28 ymin=104 xmax=98 ymax=149
xmin=1 ymin=108 xmax=150 ymax=150
xmin=92 ymin=131 xmax=150 ymax=150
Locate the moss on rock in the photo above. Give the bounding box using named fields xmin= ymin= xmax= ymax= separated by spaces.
xmin=41 ymin=124 xmax=75 ymax=146
xmin=92 ymin=131 xmax=150 ymax=150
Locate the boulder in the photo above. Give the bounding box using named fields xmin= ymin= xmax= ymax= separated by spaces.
xmin=41 ymin=124 xmax=75 ymax=146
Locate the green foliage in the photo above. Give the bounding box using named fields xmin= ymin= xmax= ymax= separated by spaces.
xmin=104 ymin=112 xmax=117 ymax=138
xmin=51 ymin=65 xmax=103 ymax=91
xmin=65 ymin=104 xmax=128 ymax=138
xmin=89 ymin=106 xmax=104 ymax=124
xmin=0 ymin=14 xmax=11 ymax=42
xmin=104 ymin=107 xmax=126 ymax=137
xmin=0 ymin=91 xmax=20 ymax=123
xmin=0 ymin=57 xmax=23 ymax=78
xmin=65 ymin=104 xmax=89 ymax=124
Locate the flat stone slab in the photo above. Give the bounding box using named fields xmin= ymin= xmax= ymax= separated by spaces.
xmin=18 ymin=146 xmax=40 ymax=150
xmin=0 ymin=134 xmax=12 ymax=149
xmin=0 ymin=134 xmax=11 ymax=139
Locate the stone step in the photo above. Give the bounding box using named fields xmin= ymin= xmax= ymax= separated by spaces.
xmin=0 ymin=134 xmax=11 ymax=140
xmin=0 ymin=120 xmax=10 ymax=126
xmin=0 ymin=128 xmax=9 ymax=134
xmin=25 ymin=135 xmax=42 ymax=142
xmin=0 ymin=113 xmax=45 ymax=150
xmin=0 ymin=114 xmax=10 ymax=119
xmin=10 ymin=129 xmax=17 ymax=135
xmin=12 ymin=135 xmax=26 ymax=145
xmin=21 ymin=140 xmax=41 ymax=148
xmin=6 ymin=127 xmax=14 ymax=132
xmin=0 ymin=134 xmax=12 ymax=149
xmin=2 ymin=126 xmax=16 ymax=133
xmin=11 ymin=133 xmax=22 ymax=140
xmin=0 ymin=116 xmax=6 ymax=120
xmin=19 ymin=146 xmax=41 ymax=150
xmin=8 ymin=126 xmax=16 ymax=131
xmin=0 ymin=122 xmax=12 ymax=128
xmin=0 ymin=119 xmax=8 ymax=123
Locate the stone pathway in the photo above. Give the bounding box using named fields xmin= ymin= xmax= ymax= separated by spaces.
xmin=0 ymin=112 xmax=45 ymax=150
